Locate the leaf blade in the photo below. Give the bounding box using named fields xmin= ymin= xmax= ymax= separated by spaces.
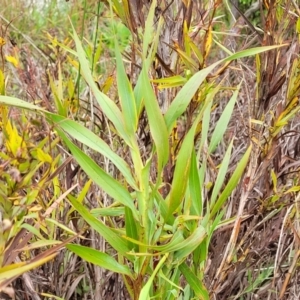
xmin=67 ymin=244 xmax=132 ymax=277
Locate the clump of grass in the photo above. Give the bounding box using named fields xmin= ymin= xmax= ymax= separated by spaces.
xmin=0 ymin=0 xmax=300 ymax=299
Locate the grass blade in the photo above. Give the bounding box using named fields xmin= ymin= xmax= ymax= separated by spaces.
xmin=58 ymin=130 xmax=138 ymax=219
xmin=141 ymin=66 xmax=169 ymax=172
xmin=166 ymin=103 xmax=207 ymax=219
xmin=189 ymin=149 xmax=202 ymax=216
xmin=164 ymin=45 xmax=286 ymax=134
xmin=138 ymin=253 xmax=168 ymax=300
xmin=208 ymin=84 xmax=240 ymax=153
xmin=224 ymin=44 xmax=287 ymax=62
xmin=173 ymin=226 xmax=207 ymax=261
xmin=125 ymin=206 xmax=139 ymax=252
xmin=0 ymin=96 xmax=45 ymax=112
xmin=210 ymin=139 xmax=234 ymax=207
xmin=166 ymin=128 xmax=194 ymax=219
xmin=46 ymin=113 xmax=138 ymax=190
xmin=179 ymin=263 xmax=209 ymax=300
xmin=68 ymin=197 xmax=131 ymax=257
xmin=143 ymin=0 xmax=157 ymax=59
xmin=70 ymin=22 xmax=129 ymax=142
xmin=211 ymin=144 xmax=252 ymax=217
xmin=115 ymin=42 xmax=137 ymax=136
xmin=164 ymin=61 xmax=219 ymax=133
xmin=67 ymin=244 xmax=133 ymax=277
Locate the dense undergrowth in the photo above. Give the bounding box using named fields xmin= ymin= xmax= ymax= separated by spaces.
xmin=0 ymin=0 xmax=300 ymax=299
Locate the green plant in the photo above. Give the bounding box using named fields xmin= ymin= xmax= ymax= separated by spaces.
xmin=0 ymin=0 xmax=300 ymax=299
xmin=0 ymin=3 xmax=284 ymax=299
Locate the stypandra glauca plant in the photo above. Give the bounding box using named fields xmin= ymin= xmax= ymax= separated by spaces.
xmin=0 ymin=2 xmax=285 ymax=299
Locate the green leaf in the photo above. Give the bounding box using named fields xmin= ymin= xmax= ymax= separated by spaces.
xmin=115 ymin=42 xmax=137 ymax=135
xmin=211 ymin=144 xmax=252 ymax=217
xmin=173 ymin=226 xmax=207 ymax=261
xmin=122 ymin=228 xmax=184 ymax=252
xmin=141 ymin=66 xmax=169 ymax=172
xmin=209 ymin=84 xmax=240 ymax=153
xmin=179 ymin=263 xmax=209 ymax=300
xmin=189 ymin=149 xmax=202 ymax=216
xmin=0 ymin=96 xmax=46 ymax=112
xmin=164 ymin=61 xmax=219 ymax=133
xmin=166 ymin=127 xmax=194 ymax=219
xmin=166 ymin=104 xmax=207 ymax=220
xmin=91 ymin=207 xmax=125 ymax=217
xmin=46 ymin=113 xmax=138 ymax=190
xmin=47 ymin=69 xmax=66 ymax=115
xmin=70 ymin=23 xmax=129 ymax=143
xmin=143 ymin=0 xmax=157 ymax=59
xmin=139 ymin=253 xmax=168 ymax=300
xmin=45 ymin=218 xmax=77 ymax=236
xmin=68 ymin=197 xmax=131 ymax=257
xmin=150 ymin=226 xmax=206 ymax=255
xmin=210 ymin=139 xmax=234 ymax=207
xmin=223 ymin=45 xmax=287 ymax=62
xmin=134 ymin=15 xmax=162 ymax=115
xmin=20 ymin=240 xmax=62 ymax=251
xmin=58 ymin=130 xmax=138 ymax=219
xmin=164 ymin=45 xmax=286 ymax=134
xmin=152 ymin=75 xmax=187 ymax=89
xmin=199 ymin=84 xmax=221 ymax=152
xmin=199 ymin=98 xmax=212 ymax=152
xmin=67 ymin=244 xmax=132 ymax=277
xmin=125 ymin=206 xmax=139 ymax=252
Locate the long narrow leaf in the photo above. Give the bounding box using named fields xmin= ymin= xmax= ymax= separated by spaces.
xmin=209 ymin=84 xmax=240 ymax=153
xmin=0 ymin=96 xmax=46 ymax=112
xmin=151 ymin=226 xmax=206 ymax=254
xmin=67 ymin=244 xmax=133 ymax=277
xmin=166 ymin=103 xmax=208 ymax=220
xmin=143 ymin=0 xmax=157 ymax=59
xmin=166 ymin=127 xmax=194 ymax=219
xmin=138 ymin=253 xmax=168 ymax=300
xmin=46 ymin=113 xmax=138 ymax=190
xmin=223 ymin=44 xmax=287 ymax=62
xmin=211 ymin=144 xmax=252 ymax=217
xmin=68 ymin=196 xmax=131 ymax=257
xmin=164 ymin=61 xmax=219 ymax=133
xmin=58 ymin=130 xmax=138 ymax=219
xmin=210 ymin=139 xmax=234 ymax=206
xmin=141 ymin=66 xmax=169 ymax=172
xmin=173 ymin=226 xmax=207 ymax=261
xmin=125 ymin=206 xmax=139 ymax=252
xmin=71 ymin=23 xmax=129 ymax=143
xmin=164 ymin=45 xmax=286 ymax=134
xmin=179 ymin=263 xmax=209 ymax=300
xmin=0 ymin=254 xmax=56 ymax=289
xmin=189 ymin=149 xmax=202 ymax=216
xmin=115 ymin=42 xmax=137 ymax=135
